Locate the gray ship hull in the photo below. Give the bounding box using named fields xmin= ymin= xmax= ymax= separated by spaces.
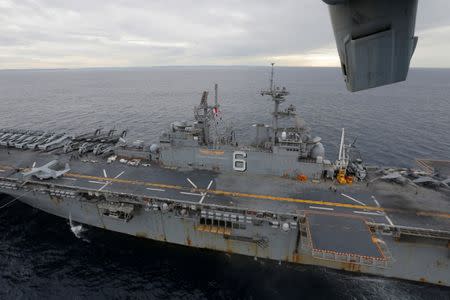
xmin=5 ymin=188 xmax=448 ymax=286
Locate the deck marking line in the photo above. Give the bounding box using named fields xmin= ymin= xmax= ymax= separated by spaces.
xmin=63 ymin=173 xmax=393 ymax=211
xmin=32 ymin=162 xmax=36 ymax=168
xmin=206 ymin=180 xmax=213 ymax=190
xmin=384 ymin=215 xmax=394 ymax=226
xmin=98 ymin=183 xmax=109 ymax=191
xmin=180 ymin=192 xmax=202 ymax=196
xmin=353 ymin=211 xmax=384 ymax=216
xmin=210 ymin=189 xmax=388 ymax=212
xmin=114 ymin=171 xmax=125 ymax=178
xmin=99 ymin=170 xmax=124 ymax=191
xmin=371 ymin=195 xmax=381 ymax=208
xmin=103 ymin=169 xmax=107 ymax=178
xmin=146 ymin=188 xmax=165 ymax=192
xmin=309 ymin=206 xmax=334 ymax=211
xmin=198 ymin=180 xmax=213 ymax=204
xmin=341 ymin=193 xmax=366 ymax=206
xmin=0 ymin=169 xmax=4 ymax=172
xmin=89 ymin=180 xmax=105 ymax=184
xmin=416 ymin=211 xmax=450 ymax=218
xmin=63 ymin=178 xmax=77 ymax=181
xmin=187 ymin=178 xmax=197 ymax=189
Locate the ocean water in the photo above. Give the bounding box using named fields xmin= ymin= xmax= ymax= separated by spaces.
xmin=0 ymin=67 xmax=449 ymax=299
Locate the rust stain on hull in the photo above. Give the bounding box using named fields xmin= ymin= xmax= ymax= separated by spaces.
xmin=225 ymin=238 xmax=233 ymax=254
xmin=341 ymin=262 xmax=362 ymax=272
xmin=50 ymin=195 xmax=62 ymax=205
xmin=290 ymin=253 xmax=303 ymax=264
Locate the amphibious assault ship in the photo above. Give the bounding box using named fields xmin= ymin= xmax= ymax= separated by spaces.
xmin=0 ymin=65 xmax=449 ymax=286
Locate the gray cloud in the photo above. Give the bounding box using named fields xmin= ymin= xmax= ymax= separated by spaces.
xmin=0 ymin=0 xmax=449 ymax=69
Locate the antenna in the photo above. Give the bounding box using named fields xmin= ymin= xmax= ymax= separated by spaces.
xmin=269 ymin=62 xmax=275 ymax=92
xmin=338 ymin=128 xmax=345 ymax=161
xmin=337 ymin=127 xmax=350 ymax=170
xmin=214 ymin=83 xmax=218 ymax=107
xmin=260 ymin=63 xmax=290 ymax=147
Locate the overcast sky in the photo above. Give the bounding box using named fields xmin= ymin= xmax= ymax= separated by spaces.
xmin=1 ymin=0 xmax=449 ymax=69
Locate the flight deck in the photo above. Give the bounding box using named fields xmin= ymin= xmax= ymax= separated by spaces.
xmin=1 ymin=148 xmax=449 ymax=233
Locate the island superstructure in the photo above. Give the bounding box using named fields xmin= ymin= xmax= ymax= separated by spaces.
xmin=0 ymin=65 xmax=448 ymax=286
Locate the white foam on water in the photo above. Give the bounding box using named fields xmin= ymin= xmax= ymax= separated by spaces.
xmin=69 ymin=213 xmax=89 ymax=243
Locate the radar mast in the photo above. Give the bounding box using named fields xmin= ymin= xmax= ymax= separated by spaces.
xmin=260 ymin=63 xmax=295 ymax=147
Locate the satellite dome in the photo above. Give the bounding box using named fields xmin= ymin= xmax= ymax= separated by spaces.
xmin=310 ymin=142 xmax=325 ymax=159
xmin=173 ymin=121 xmax=187 ymax=128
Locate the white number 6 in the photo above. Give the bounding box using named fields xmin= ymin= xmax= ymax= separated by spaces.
xmin=233 ymin=151 xmax=247 ymax=172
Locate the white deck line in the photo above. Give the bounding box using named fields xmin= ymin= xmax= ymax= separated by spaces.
xmin=98 ymin=183 xmax=110 ymax=191
xmin=353 ymin=211 xmax=384 ymax=216
xmin=63 ymin=178 xmax=77 ymax=181
xmin=89 ymin=180 xmax=105 ymax=184
xmin=385 ymin=214 xmax=395 ymax=226
xmin=198 ymin=180 xmax=213 ymax=204
xmin=371 ymin=195 xmax=381 ymax=208
xmin=180 ymin=192 xmax=202 ymax=196
xmin=341 ymin=193 xmax=366 ymax=206
xmin=98 ymin=170 xmax=124 ymax=191
xmin=206 ymin=180 xmax=213 ymax=190
xmin=0 ymin=169 xmax=5 ymax=172
xmin=114 ymin=171 xmax=125 ymax=178
xmin=146 ymin=188 xmax=165 ymax=192
xmin=309 ymin=206 xmax=334 ymax=211
xmin=103 ymin=169 xmax=107 ymax=178
xmin=186 ymin=178 xmax=197 ymax=189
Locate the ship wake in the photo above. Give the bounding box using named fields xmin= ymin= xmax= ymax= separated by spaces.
xmin=69 ymin=213 xmax=90 ymax=243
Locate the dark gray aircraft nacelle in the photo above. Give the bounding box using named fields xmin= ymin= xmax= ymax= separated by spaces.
xmin=323 ymin=0 xmax=418 ymax=92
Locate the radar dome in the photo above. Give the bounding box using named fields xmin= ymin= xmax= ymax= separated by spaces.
xmin=173 ymin=121 xmax=187 ymax=128
xmin=310 ymin=142 xmax=325 ymax=159
xmin=311 ymin=136 xmax=322 ymax=144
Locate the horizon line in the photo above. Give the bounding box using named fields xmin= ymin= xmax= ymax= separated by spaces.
xmin=1 ymin=65 xmax=449 ymax=72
